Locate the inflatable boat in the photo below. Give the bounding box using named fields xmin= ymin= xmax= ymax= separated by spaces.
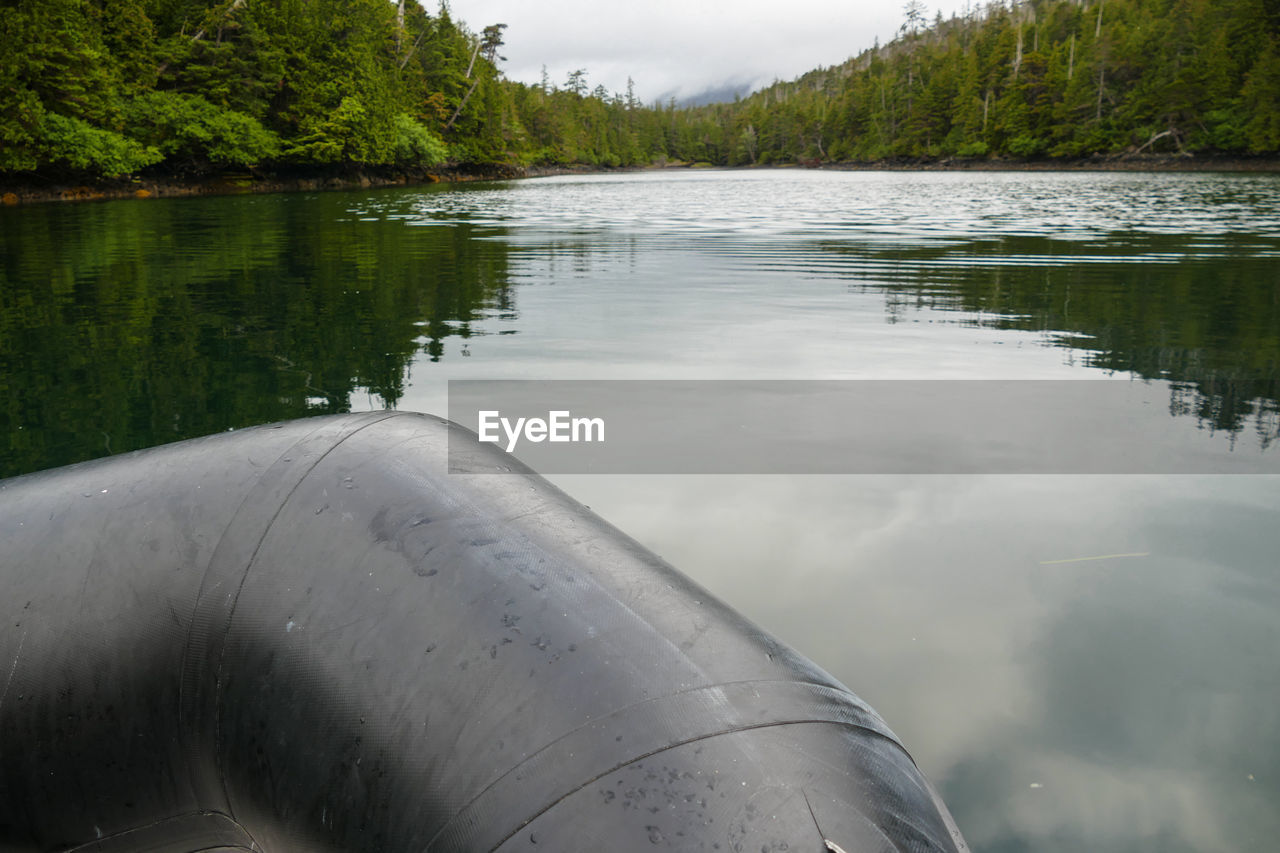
xmin=0 ymin=412 xmax=966 ymax=852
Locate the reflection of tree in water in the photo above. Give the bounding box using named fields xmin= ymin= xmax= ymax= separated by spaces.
xmin=855 ymin=235 xmax=1280 ymax=447
xmin=0 ymin=191 xmax=514 ymax=478
xmin=1167 ymin=379 xmax=1279 ymax=451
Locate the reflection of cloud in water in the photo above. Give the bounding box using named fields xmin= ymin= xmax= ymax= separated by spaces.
xmin=548 ymin=473 xmax=1280 ymax=852
xmin=949 ymin=749 xmax=1233 ymax=853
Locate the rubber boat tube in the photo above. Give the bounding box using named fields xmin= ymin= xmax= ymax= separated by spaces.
xmin=0 ymin=413 xmax=967 ymax=852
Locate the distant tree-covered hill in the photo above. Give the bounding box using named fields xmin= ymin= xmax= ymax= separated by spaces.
xmin=1 ymin=0 xmax=1277 ymax=185
xmin=665 ymin=0 xmax=1280 ymax=164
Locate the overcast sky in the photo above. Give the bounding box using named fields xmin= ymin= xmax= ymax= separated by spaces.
xmin=446 ymin=0 xmax=975 ymax=105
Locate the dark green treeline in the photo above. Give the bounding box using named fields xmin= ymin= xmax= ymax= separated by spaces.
xmin=2 ymin=0 xmax=1278 ymax=182
xmin=669 ymin=0 xmax=1280 ymax=164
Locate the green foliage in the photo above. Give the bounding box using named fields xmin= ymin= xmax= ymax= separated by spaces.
xmin=0 ymin=0 xmax=134 ymax=174
xmin=0 ymin=88 xmax=44 ymax=172
xmin=391 ymin=114 xmax=449 ymax=166
xmin=39 ymin=113 xmax=162 ymax=177
xmin=1242 ymin=39 xmax=1280 ymax=151
xmin=285 ymin=96 xmax=382 ymax=165
xmin=125 ymin=92 xmax=279 ymax=169
xmin=1006 ymin=134 xmax=1045 ymax=157
xmin=157 ymin=24 xmax=285 ymax=120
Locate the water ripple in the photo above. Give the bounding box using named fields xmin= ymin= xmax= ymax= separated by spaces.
xmin=366 ymin=169 xmax=1280 ymax=244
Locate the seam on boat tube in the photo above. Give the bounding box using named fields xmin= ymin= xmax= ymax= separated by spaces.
xmin=175 ymin=413 xmax=402 ymax=823
xmin=429 ymin=678 xmax=912 ymax=852
xmin=209 ymin=412 xmax=403 ymax=818
xmin=486 ymin=717 xmax=903 ymax=853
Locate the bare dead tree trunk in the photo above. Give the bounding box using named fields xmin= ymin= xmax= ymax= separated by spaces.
xmin=156 ymin=0 xmax=247 ymax=76
xmin=1013 ymin=23 xmax=1024 ymax=79
xmin=1096 ymin=65 xmax=1106 ymax=121
xmin=186 ymin=0 xmax=247 ymax=45
xmin=463 ymin=40 xmax=480 ymax=81
xmin=1134 ymin=128 xmax=1174 ymax=153
xmin=1094 ymin=1 xmax=1107 ymax=120
xmin=445 ymin=80 xmax=481 ymax=130
xmin=396 ymin=0 xmax=405 ymax=54
xmin=445 ymin=41 xmax=484 ymax=130
xmin=399 ymin=29 xmax=427 ymax=70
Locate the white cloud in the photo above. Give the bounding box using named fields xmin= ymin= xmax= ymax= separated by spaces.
xmin=445 ymin=0 xmax=975 ymax=103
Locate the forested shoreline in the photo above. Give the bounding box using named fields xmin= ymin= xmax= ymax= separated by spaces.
xmin=2 ymin=0 xmax=1278 ymax=199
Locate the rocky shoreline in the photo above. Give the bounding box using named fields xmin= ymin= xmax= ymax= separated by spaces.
xmin=3 ymin=154 xmax=1278 ymax=206
xmin=818 ymin=153 xmax=1280 ymax=173
xmin=0 ymin=163 xmax=527 ymax=207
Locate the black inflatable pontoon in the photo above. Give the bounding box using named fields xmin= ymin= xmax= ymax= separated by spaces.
xmin=0 ymin=413 xmax=966 ymax=852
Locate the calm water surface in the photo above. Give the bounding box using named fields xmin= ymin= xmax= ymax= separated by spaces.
xmin=3 ymin=169 xmax=1279 ymax=851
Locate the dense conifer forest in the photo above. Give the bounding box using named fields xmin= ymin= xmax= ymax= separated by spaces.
xmin=1 ymin=0 xmax=1277 ymax=185
xmin=690 ymin=0 xmax=1280 ymax=164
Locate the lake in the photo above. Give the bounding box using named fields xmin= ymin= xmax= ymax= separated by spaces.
xmin=3 ymin=168 xmax=1279 ymax=851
